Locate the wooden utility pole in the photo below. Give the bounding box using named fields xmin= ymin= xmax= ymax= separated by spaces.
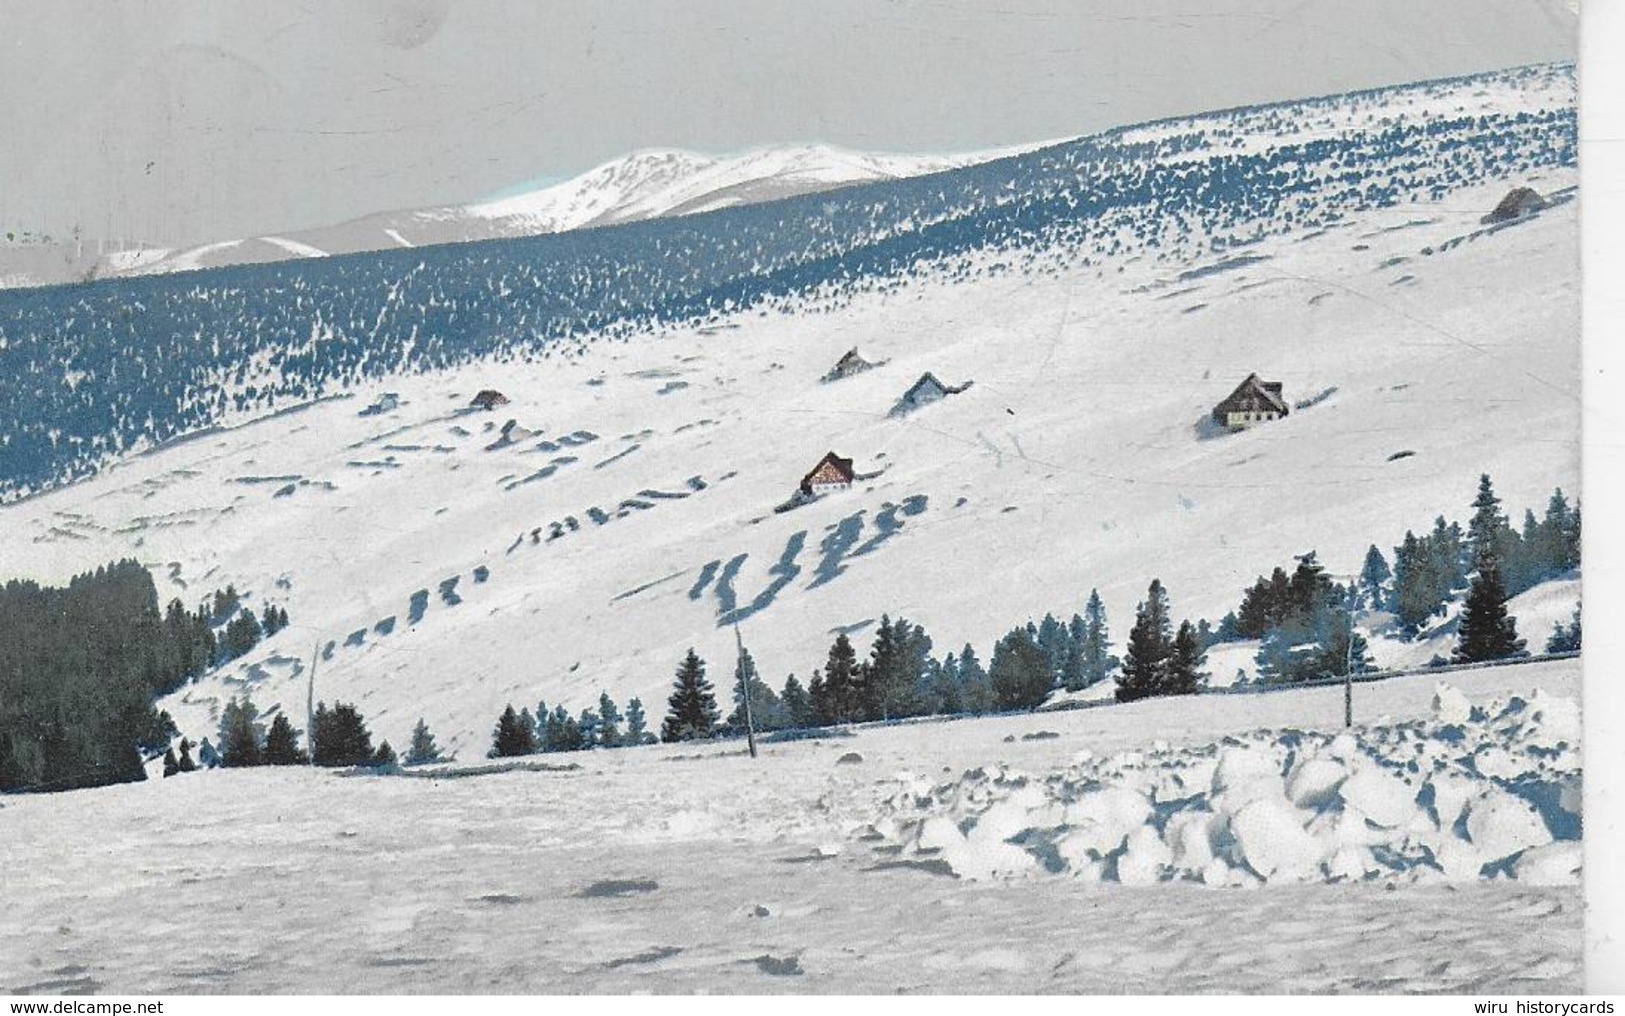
xmin=307 ymin=641 xmax=319 ymax=766
xmin=1343 ymin=610 xmax=1355 ymax=729
xmin=735 ymin=624 xmax=758 ymax=759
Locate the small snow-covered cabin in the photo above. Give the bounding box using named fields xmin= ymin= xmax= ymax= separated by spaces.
xmin=470 ymin=389 xmax=510 ymax=411
xmin=821 ymin=347 xmax=883 ymax=382
xmin=1482 ymin=186 xmax=1548 ymax=225
xmin=799 ymin=451 xmax=855 ymax=496
xmin=889 ymin=372 xmax=973 ymax=418
xmin=1212 ymin=374 xmax=1288 ymax=430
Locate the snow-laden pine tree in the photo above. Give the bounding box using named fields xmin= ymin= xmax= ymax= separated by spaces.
xmin=661 ymin=649 xmax=720 ymax=742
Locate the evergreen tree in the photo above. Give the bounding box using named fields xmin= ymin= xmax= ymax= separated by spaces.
xmin=406 ymin=718 xmax=442 ymax=764
xmin=1166 ymin=621 xmax=1207 ymax=695
xmin=1359 ymin=544 xmax=1391 ymax=610
xmin=779 ymin=675 xmax=812 ymax=730
xmin=491 ymin=704 xmax=535 ymax=757
xmin=866 ymin=617 xmax=931 ymax=720
xmin=218 ymin=696 xmax=263 ymax=767
xmin=373 ymin=740 xmax=397 ymax=767
xmin=311 ymin=701 xmax=375 ymax=766
xmin=807 ymin=669 xmax=830 ymax=725
xmin=1077 ymin=590 xmax=1118 ymax=687
xmin=1117 ymin=579 xmax=1173 ymax=703
xmin=727 ymin=648 xmax=781 ymax=732
xmin=988 ymin=627 xmax=1053 ymax=710
xmin=1035 ymin=613 xmax=1069 ymax=689
xmin=661 ymin=649 xmax=720 ymax=742
xmin=597 ymin=692 xmax=623 ymax=747
xmin=956 ymin=644 xmax=993 ymax=713
xmin=576 ymin=706 xmax=601 ymax=749
xmin=162 ymin=746 xmax=179 ymax=778
xmin=1453 ymin=554 xmax=1527 ymax=664
xmin=1467 ymin=474 xmax=1512 ymax=566
xmin=624 ymin=697 xmax=651 ymax=745
xmin=197 ymin=737 xmax=221 ymax=769
xmin=1390 ymin=530 xmax=1444 ymax=634
xmin=263 ymin=713 xmax=306 ymax=765
xmin=176 ymin=737 xmax=197 ymax=773
xmin=817 ymin=634 xmax=864 ymax=724
xmin=1546 ymin=604 xmax=1582 ymax=654
xmin=928 ymin=653 xmax=964 ymax=716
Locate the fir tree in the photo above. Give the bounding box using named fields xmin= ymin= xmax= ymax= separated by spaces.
xmin=818 ymin=634 xmax=864 ymax=724
xmin=373 ymin=740 xmax=397 ymax=767
xmin=1467 ymin=473 xmax=1513 ymax=567
xmin=263 ymin=713 xmax=306 ymax=765
xmin=576 ymin=706 xmax=601 ymax=748
xmin=988 ymin=627 xmax=1053 ymax=710
xmin=1390 ymin=530 xmax=1443 ymax=633
xmin=728 ymin=648 xmax=781 ymax=732
xmin=956 ymin=644 xmax=993 ymax=713
xmin=1166 ymin=621 xmax=1207 ymax=695
xmin=176 ymin=737 xmax=197 ymax=773
xmin=311 ymin=701 xmax=375 ymax=766
xmin=597 ymin=692 xmax=623 ymax=747
xmin=197 ymin=737 xmax=220 ymax=769
xmin=491 ymin=705 xmax=536 ymax=757
xmin=928 ymin=653 xmax=964 ymax=716
xmin=661 ymin=649 xmax=720 ymax=742
xmin=624 ymin=697 xmax=651 ymax=745
xmin=807 ymin=669 xmax=830 ymax=724
xmin=218 ymin=697 xmax=263 ymax=767
xmin=1117 ymin=579 xmax=1173 ymax=703
xmin=1077 ymin=590 xmax=1117 ymax=687
xmin=1453 ymin=554 xmax=1527 ymax=664
xmin=1546 ymin=604 xmax=1582 ymax=654
xmin=162 ymin=746 xmax=179 ymax=778
xmin=406 ymin=718 xmax=442 ymax=764
xmin=1035 ymin=613 xmax=1069 ymax=689
xmin=779 ymin=675 xmax=812 ymax=730
xmin=1359 ymin=544 xmax=1391 ymax=610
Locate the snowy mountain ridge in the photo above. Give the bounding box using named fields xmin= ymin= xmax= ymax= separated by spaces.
xmin=10 ymin=142 xmax=1022 ymax=289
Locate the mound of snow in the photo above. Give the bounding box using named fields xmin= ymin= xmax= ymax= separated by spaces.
xmin=867 ymin=687 xmax=1580 ymax=887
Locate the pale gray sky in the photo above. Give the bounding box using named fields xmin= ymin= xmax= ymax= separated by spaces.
xmin=0 ymin=0 xmax=1575 ymax=246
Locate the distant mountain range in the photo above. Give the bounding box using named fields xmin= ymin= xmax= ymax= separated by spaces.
xmin=0 ymin=143 xmax=1030 ymax=289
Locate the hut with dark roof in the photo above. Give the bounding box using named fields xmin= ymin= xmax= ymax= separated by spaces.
xmin=1212 ymin=374 xmax=1288 ymax=430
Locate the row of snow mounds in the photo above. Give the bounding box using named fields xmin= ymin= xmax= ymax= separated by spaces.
xmin=861 ymin=684 xmax=1580 ymax=887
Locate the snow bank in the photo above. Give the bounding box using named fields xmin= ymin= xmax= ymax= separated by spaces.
xmin=864 ymin=684 xmax=1580 ymax=886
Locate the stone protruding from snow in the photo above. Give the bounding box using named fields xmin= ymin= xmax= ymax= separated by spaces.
xmin=867 ymin=687 xmax=1580 ymax=888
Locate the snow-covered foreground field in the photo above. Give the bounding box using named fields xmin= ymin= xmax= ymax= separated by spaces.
xmin=0 ymin=661 xmax=1582 ymax=994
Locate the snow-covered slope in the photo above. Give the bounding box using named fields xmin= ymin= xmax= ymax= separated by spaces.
xmin=0 ymin=662 xmax=1582 ymax=993
xmin=57 ymin=143 xmax=1022 ymax=284
xmin=0 ymin=67 xmax=1579 ymax=762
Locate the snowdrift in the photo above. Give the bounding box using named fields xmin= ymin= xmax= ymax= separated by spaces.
xmin=864 ymin=684 xmax=1580 ymax=886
